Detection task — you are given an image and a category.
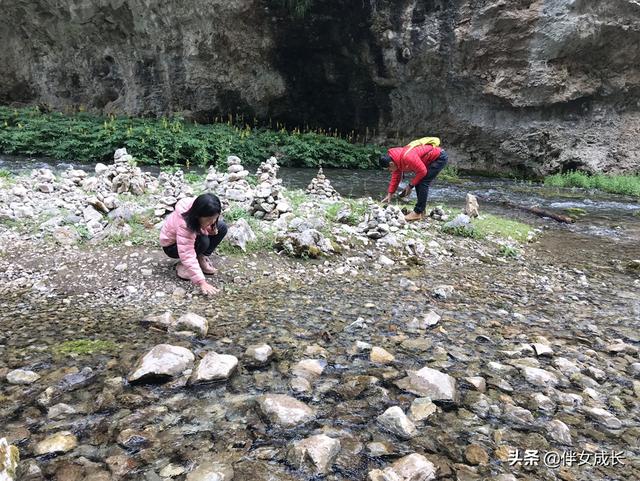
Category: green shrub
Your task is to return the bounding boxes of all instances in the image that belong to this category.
[0,106,382,170]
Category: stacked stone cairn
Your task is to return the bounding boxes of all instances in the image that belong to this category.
[153,170,194,218]
[90,148,154,196]
[305,167,340,200]
[204,156,254,208]
[249,156,291,220]
[359,199,407,239]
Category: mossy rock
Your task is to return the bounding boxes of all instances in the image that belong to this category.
[53,339,117,356]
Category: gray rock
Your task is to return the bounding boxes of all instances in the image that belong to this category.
[395,366,458,403]
[368,453,436,481]
[186,461,234,481]
[521,366,559,387]
[128,344,195,383]
[443,213,471,229]
[463,193,479,218]
[190,352,238,383]
[408,398,437,422]
[546,419,573,445]
[377,406,418,439]
[6,369,40,385]
[226,218,256,252]
[582,406,622,429]
[288,434,341,475]
[257,394,316,428]
[173,312,208,337]
[244,343,274,366]
[503,404,535,428]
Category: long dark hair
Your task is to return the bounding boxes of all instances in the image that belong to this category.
[182,193,222,232]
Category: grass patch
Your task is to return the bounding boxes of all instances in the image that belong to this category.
[223,205,251,223]
[217,215,278,255]
[54,339,117,356]
[283,189,309,214]
[0,168,12,178]
[498,245,520,258]
[545,171,640,197]
[442,224,482,239]
[474,214,533,242]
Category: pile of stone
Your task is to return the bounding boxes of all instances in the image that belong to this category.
[359,199,407,239]
[30,168,57,193]
[429,206,449,222]
[249,157,291,220]
[305,167,340,200]
[204,156,253,207]
[153,170,193,218]
[275,216,334,258]
[91,148,155,196]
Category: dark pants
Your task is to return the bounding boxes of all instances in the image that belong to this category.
[414,151,448,214]
[163,220,228,259]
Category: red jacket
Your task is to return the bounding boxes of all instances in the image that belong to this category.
[387,144,442,193]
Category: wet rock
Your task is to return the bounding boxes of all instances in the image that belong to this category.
[0,438,19,480]
[407,311,440,330]
[432,285,455,300]
[290,377,312,393]
[582,406,622,429]
[140,311,173,329]
[257,394,316,428]
[33,431,77,455]
[395,366,458,403]
[463,194,479,218]
[57,367,96,392]
[190,352,238,383]
[288,434,341,475]
[292,359,326,380]
[6,369,40,385]
[159,463,186,477]
[464,444,489,465]
[503,404,535,428]
[409,397,437,422]
[244,343,274,366]
[368,453,436,481]
[226,218,256,252]
[521,366,559,387]
[106,454,138,479]
[47,403,77,420]
[463,377,486,392]
[366,441,396,457]
[116,429,150,450]
[377,406,418,439]
[128,344,195,383]
[173,312,208,337]
[546,419,573,445]
[370,346,395,364]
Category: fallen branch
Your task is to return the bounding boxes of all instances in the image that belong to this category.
[492,199,575,224]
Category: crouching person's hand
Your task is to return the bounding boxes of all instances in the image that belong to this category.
[198,280,219,296]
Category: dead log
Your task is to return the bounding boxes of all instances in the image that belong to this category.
[497,200,575,223]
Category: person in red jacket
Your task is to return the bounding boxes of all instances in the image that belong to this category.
[380,143,449,221]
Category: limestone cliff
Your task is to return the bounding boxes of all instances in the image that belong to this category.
[1,0,639,175]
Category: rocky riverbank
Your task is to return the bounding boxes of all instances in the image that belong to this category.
[0,152,639,481]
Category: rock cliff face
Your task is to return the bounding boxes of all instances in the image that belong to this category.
[1,0,639,175]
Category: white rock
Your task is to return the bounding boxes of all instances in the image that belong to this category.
[6,369,40,385]
[582,407,622,429]
[370,346,395,364]
[226,218,256,252]
[173,312,208,337]
[521,366,559,387]
[288,434,341,475]
[377,406,418,439]
[546,419,573,445]
[409,398,437,422]
[407,310,440,329]
[244,343,274,366]
[257,394,316,428]
[395,366,458,402]
[186,461,234,481]
[128,344,195,383]
[368,453,436,481]
[190,352,238,383]
[531,343,554,357]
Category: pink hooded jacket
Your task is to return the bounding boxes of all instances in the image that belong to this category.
[159,197,213,285]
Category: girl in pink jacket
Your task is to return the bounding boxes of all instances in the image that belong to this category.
[160,193,227,295]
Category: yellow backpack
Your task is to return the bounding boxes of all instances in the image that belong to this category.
[406,136,440,150]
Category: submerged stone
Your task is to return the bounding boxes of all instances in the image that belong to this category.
[128,344,195,383]
[257,394,316,428]
[395,366,458,403]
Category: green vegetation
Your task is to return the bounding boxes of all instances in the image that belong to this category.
[0,168,12,178]
[438,165,461,183]
[545,171,640,197]
[442,213,533,242]
[273,0,314,17]
[283,189,308,214]
[498,244,520,258]
[0,106,381,169]
[54,339,117,356]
